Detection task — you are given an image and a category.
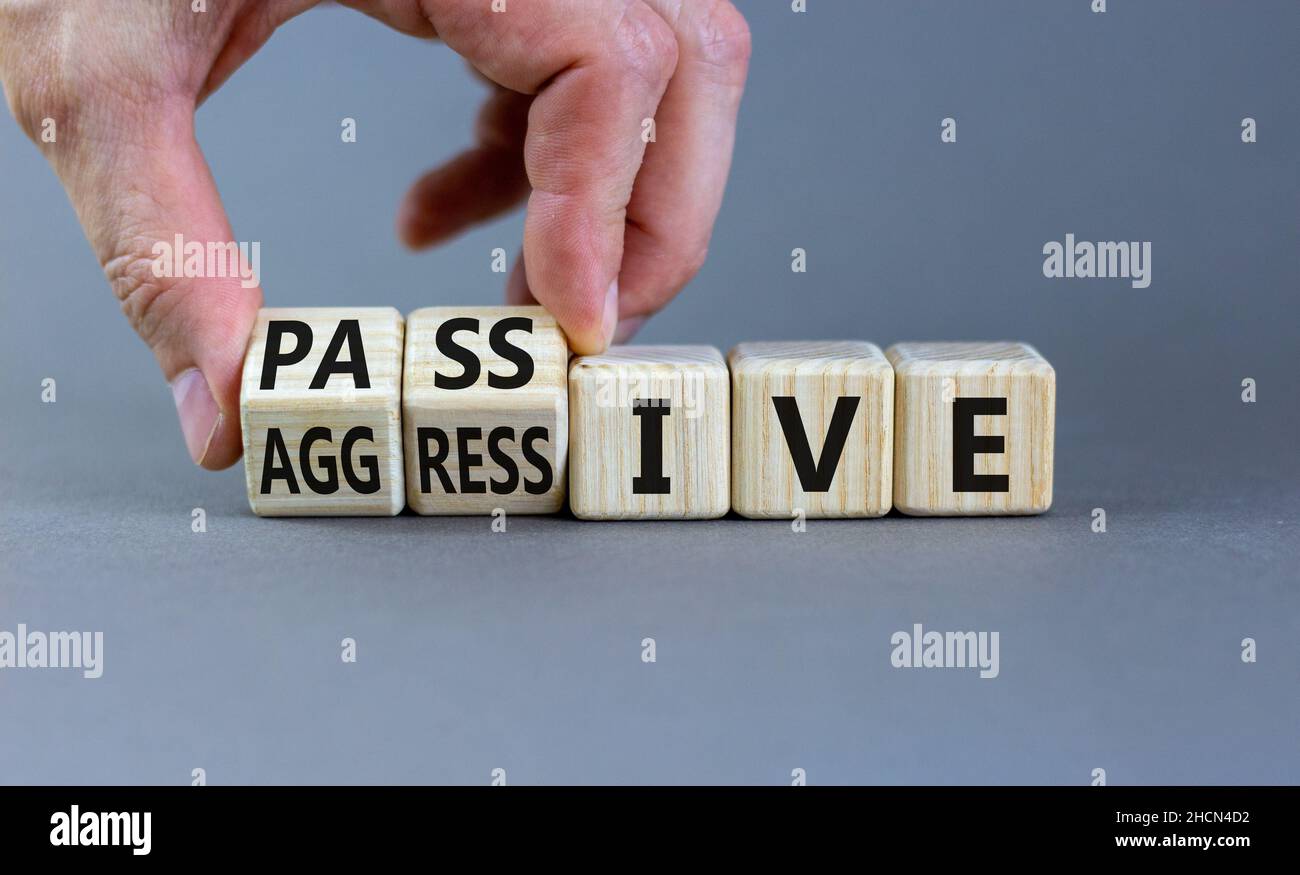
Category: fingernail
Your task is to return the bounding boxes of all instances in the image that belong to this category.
[171,368,221,466]
[601,279,620,349]
[613,316,647,344]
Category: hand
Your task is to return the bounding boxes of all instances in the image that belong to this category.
[0,0,751,468]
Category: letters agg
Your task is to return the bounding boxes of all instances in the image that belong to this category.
[239,307,1055,519]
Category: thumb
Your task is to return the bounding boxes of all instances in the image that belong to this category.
[57,106,260,470]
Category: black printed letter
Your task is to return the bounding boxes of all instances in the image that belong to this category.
[417,427,455,494]
[771,396,860,491]
[310,320,370,389]
[487,317,535,389]
[260,321,312,389]
[521,426,553,495]
[341,426,380,494]
[434,318,481,390]
[300,427,339,494]
[953,397,1009,492]
[632,399,671,494]
[260,428,300,494]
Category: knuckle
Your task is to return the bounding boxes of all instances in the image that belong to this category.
[0,5,72,137]
[642,240,710,301]
[3,82,53,142]
[670,244,710,291]
[102,241,180,347]
[682,243,711,279]
[0,59,64,144]
[0,7,179,146]
[610,2,679,89]
[691,0,753,73]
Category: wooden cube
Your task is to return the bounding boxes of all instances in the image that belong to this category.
[240,307,405,516]
[402,307,568,514]
[568,346,729,520]
[886,342,1055,516]
[729,341,893,518]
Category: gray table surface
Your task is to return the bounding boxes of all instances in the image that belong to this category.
[2,1,1297,784]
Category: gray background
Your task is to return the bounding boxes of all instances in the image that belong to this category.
[1,1,1297,784]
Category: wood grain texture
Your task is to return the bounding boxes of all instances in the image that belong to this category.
[241,307,405,516]
[402,306,568,514]
[729,341,893,518]
[886,341,1055,516]
[568,345,730,520]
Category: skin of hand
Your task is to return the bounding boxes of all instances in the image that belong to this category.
[0,0,750,469]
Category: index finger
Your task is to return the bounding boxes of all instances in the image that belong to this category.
[425,0,679,353]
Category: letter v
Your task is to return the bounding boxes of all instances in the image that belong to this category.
[771,396,861,492]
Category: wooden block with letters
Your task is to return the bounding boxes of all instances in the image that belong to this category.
[729,341,893,518]
[240,307,406,516]
[402,306,569,514]
[568,346,729,520]
[886,341,1055,516]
